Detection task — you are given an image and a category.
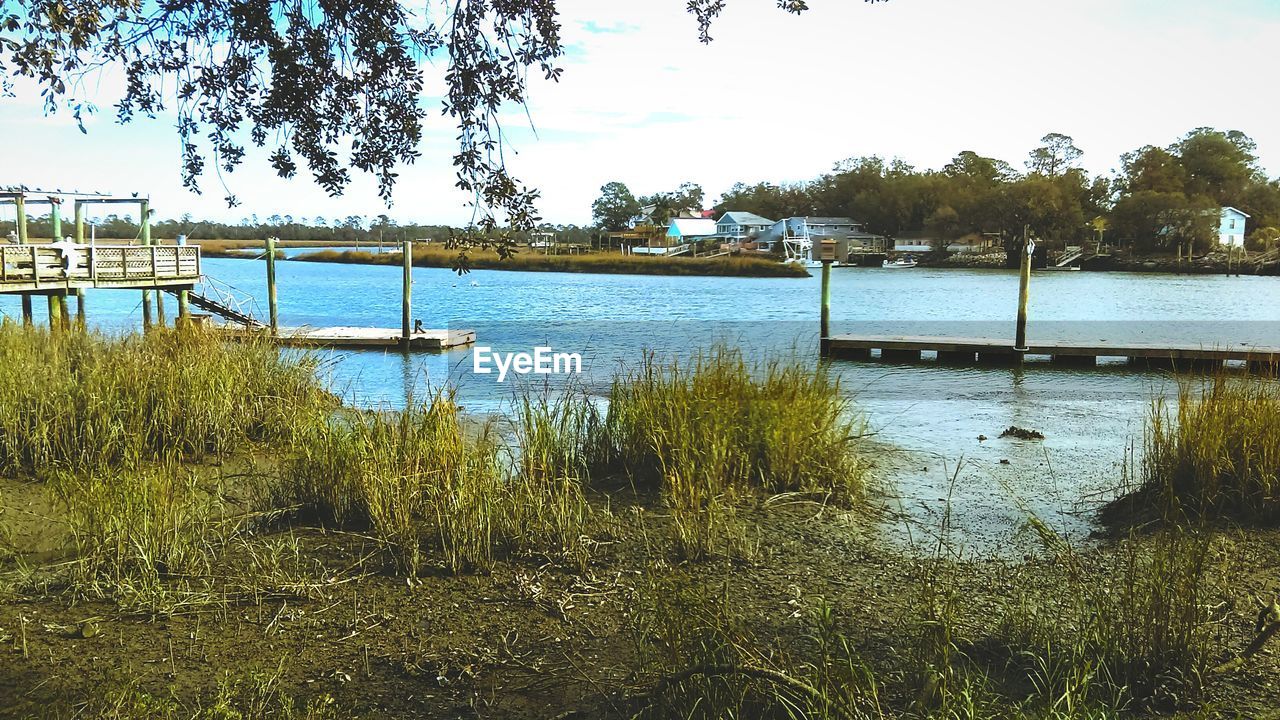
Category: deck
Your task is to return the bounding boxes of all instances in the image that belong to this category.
[0,244,200,292]
[825,334,1280,369]
[269,326,475,351]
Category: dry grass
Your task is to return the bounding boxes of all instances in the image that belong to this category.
[293,246,810,277]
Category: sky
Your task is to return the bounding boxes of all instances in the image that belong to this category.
[2,0,1279,226]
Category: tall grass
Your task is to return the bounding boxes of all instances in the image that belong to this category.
[50,462,221,603]
[1140,375,1280,521]
[271,392,593,574]
[592,348,868,558]
[0,325,333,475]
[293,246,810,277]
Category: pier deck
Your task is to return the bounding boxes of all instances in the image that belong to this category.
[0,245,200,292]
[825,334,1280,369]
[271,326,475,351]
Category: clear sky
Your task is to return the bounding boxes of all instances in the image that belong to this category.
[2,0,1278,225]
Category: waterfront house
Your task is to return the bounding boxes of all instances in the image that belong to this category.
[716,212,776,246]
[759,217,889,254]
[665,217,718,246]
[1218,207,1250,248]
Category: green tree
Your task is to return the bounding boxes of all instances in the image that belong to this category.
[591,182,642,231]
[1026,132,1083,177]
[1119,145,1187,195]
[1110,191,1217,253]
[1174,127,1262,205]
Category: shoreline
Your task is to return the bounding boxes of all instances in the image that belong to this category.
[289,247,812,278]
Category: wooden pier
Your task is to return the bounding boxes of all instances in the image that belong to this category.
[825,334,1280,370]
[0,244,200,292]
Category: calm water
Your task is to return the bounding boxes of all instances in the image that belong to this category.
[7,258,1278,549]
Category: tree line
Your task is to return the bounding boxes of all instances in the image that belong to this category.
[593,128,1280,254]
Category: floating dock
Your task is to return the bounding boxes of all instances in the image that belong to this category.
[825,334,1280,370]
[270,326,475,351]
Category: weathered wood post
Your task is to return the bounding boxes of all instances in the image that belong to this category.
[48,200,67,331]
[20,296,32,326]
[73,200,86,327]
[819,239,836,357]
[49,197,61,240]
[176,235,190,325]
[13,194,27,244]
[401,239,412,351]
[140,199,153,329]
[266,236,279,334]
[1014,228,1033,353]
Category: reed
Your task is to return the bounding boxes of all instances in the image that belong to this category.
[272,391,593,574]
[292,246,810,277]
[591,348,868,558]
[1140,375,1280,521]
[50,462,220,603]
[0,324,332,475]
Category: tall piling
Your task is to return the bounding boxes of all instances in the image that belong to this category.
[266,236,279,333]
[140,199,153,329]
[1014,229,1032,353]
[402,240,413,350]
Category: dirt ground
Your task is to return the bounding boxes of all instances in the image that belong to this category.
[2,465,1280,719]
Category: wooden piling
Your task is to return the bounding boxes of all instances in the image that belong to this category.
[402,240,412,350]
[819,258,832,356]
[75,290,86,328]
[73,201,84,243]
[49,198,61,240]
[266,236,279,333]
[20,295,32,326]
[1014,229,1032,352]
[140,199,152,328]
[14,195,27,244]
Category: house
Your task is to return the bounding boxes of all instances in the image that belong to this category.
[1218,207,1250,248]
[715,212,776,245]
[759,217,889,254]
[628,217,718,255]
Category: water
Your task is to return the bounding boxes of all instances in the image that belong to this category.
[6,258,1278,548]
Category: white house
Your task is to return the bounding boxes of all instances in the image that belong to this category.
[1218,207,1250,248]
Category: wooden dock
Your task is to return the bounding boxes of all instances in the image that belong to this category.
[825,334,1280,370]
[270,326,475,351]
[0,244,200,292]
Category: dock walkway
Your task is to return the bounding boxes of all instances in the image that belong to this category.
[825,334,1280,369]
[0,244,200,293]
[259,326,475,351]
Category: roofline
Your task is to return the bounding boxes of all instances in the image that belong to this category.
[1221,206,1251,218]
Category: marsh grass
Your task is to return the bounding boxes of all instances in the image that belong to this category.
[1136,374,1280,522]
[592,347,868,559]
[272,391,593,574]
[293,246,810,277]
[0,325,333,475]
[49,461,222,604]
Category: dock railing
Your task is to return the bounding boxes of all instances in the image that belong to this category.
[0,244,201,292]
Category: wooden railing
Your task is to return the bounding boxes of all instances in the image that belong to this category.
[0,245,201,289]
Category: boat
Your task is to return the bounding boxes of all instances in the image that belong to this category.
[783,233,837,268]
[882,256,918,269]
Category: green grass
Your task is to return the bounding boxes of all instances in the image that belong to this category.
[0,324,333,475]
[1137,375,1280,522]
[269,392,593,574]
[591,348,868,559]
[292,247,810,277]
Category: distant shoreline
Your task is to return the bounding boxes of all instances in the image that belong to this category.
[286,247,812,278]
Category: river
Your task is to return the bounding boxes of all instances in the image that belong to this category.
[6,257,1278,550]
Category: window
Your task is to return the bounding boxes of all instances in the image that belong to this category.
[1230,219,1236,229]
